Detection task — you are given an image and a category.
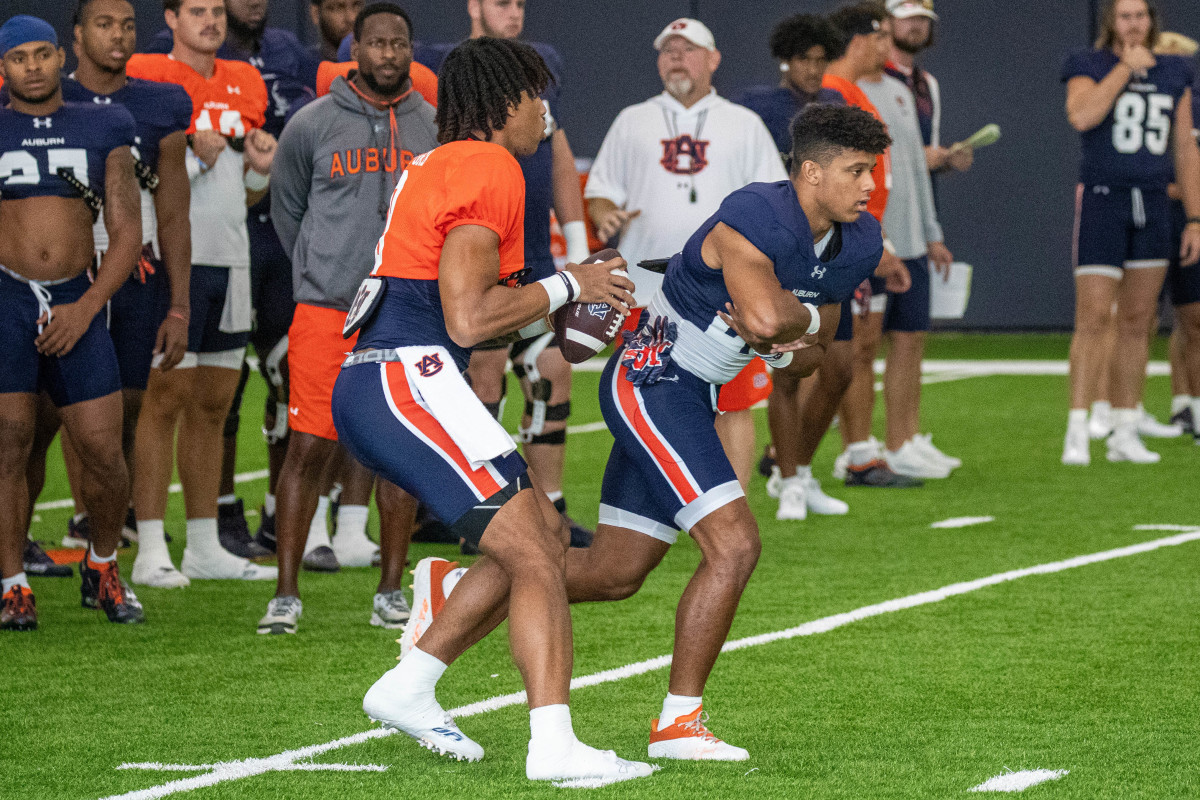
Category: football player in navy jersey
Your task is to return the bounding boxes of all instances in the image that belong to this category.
[0,15,145,629]
[147,0,320,559]
[22,0,194,564]
[415,0,597,549]
[1061,0,1200,465]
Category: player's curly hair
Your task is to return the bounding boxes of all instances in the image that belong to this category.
[789,104,891,174]
[435,37,553,145]
[827,2,887,49]
[770,14,846,63]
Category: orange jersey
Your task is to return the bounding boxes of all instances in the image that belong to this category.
[316,61,438,107]
[372,139,525,282]
[823,74,891,223]
[127,53,266,137]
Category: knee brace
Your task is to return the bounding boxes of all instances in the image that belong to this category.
[515,333,569,442]
[260,335,290,445]
[223,360,252,438]
[483,376,507,421]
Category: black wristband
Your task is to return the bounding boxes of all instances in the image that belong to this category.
[557,270,577,302]
[1187,217,1200,227]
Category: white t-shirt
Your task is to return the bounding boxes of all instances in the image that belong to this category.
[188,146,250,268]
[585,89,788,305]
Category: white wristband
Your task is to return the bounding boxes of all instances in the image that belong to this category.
[517,318,551,339]
[538,272,576,313]
[186,148,205,181]
[562,220,590,264]
[882,237,897,255]
[762,351,793,369]
[802,303,820,336]
[244,169,270,191]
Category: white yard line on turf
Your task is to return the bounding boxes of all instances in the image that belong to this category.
[33,470,270,513]
[931,517,995,529]
[970,769,1069,792]
[99,528,1200,800]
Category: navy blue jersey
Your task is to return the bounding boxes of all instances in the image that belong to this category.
[1062,50,1195,188]
[148,28,317,139]
[0,102,135,202]
[652,181,881,384]
[731,85,845,154]
[416,40,565,268]
[60,76,190,174]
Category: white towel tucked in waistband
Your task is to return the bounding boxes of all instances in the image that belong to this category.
[219,264,253,333]
[397,345,517,468]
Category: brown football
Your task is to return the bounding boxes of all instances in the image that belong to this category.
[552,248,628,364]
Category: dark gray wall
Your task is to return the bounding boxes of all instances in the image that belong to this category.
[12,0,1200,328]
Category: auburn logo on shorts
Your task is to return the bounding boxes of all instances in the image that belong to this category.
[416,353,444,377]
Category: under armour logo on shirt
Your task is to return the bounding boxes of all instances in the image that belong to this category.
[811,264,826,279]
[92,96,112,105]
[32,117,52,128]
[227,85,242,94]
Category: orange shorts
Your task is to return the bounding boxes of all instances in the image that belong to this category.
[621,311,772,413]
[287,303,357,441]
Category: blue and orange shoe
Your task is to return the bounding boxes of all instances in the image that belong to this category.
[647,707,749,761]
[1,585,37,631]
[80,559,145,624]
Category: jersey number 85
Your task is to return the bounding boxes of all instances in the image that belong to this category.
[1113,92,1174,156]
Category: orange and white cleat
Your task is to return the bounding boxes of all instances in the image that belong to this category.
[647,707,749,761]
[397,557,459,660]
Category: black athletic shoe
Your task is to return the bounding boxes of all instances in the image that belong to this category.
[844,459,924,488]
[80,560,144,624]
[219,499,273,560]
[302,545,340,572]
[253,509,277,552]
[1171,406,1195,435]
[23,539,73,578]
[757,446,776,478]
[1,585,37,631]
[62,514,91,549]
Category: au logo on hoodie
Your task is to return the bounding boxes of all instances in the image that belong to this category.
[330,147,416,178]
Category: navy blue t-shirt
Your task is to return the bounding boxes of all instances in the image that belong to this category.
[60,76,191,175]
[415,40,565,269]
[1062,49,1195,188]
[732,85,846,155]
[0,102,135,202]
[664,181,883,332]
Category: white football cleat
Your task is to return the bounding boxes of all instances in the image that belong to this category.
[1106,429,1160,463]
[885,441,951,479]
[363,667,484,762]
[1136,405,1183,438]
[398,557,458,659]
[181,547,278,580]
[911,433,962,470]
[765,466,782,499]
[1088,401,1113,440]
[775,476,807,521]
[527,737,654,784]
[1061,423,1090,466]
[257,595,302,635]
[647,707,749,761]
[131,555,190,588]
[371,589,411,629]
[802,474,849,515]
[832,450,850,480]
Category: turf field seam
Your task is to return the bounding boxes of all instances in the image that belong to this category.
[98,529,1200,800]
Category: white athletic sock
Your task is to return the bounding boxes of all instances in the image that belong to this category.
[87,544,116,564]
[396,646,448,695]
[306,497,331,551]
[443,566,467,598]
[796,464,813,480]
[1090,399,1111,417]
[137,519,168,560]
[1111,407,1138,434]
[335,504,369,538]
[530,704,576,747]
[185,518,222,556]
[2,572,31,592]
[218,494,238,507]
[545,490,564,504]
[1191,397,1200,427]
[1172,395,1192,416]
[846,440,877,466]
[1068,408,1088,428]
[659,693,702,728]
[329,482,343,504]
[262,493,276,517]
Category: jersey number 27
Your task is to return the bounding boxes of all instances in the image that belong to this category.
[1113,92,1173,155]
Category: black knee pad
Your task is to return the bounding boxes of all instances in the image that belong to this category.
[524,429,566,445]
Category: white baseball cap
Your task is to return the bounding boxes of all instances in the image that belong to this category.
[886,0,938,21]
[654,18,716,52]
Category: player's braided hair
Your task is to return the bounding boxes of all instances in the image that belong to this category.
[770,14,846,63]
[435,37,553,145]
[789,104,891,174]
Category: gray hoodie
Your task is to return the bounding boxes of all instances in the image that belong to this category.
[271,74,439,310]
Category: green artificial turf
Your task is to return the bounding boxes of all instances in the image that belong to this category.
[5,333,1197,799]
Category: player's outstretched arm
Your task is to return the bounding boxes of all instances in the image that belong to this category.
[153,129,192,371]
[439,224,634,348]
[37,147,141,357]
[1172,88,1200,266]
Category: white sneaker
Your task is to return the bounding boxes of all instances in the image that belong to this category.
[181,547,278,580]
[1106,430,1161,463]
[331,527,380,568]
[257,595,302,634]
[803,474,849,515]
[1089,402,1112,440]
[363,667,484,762]
[647,707,749,761]
[371,589,411,629]
[775,477,807,521]
[132,555,190,588]
[911,433,962,470]
[832,450,849,480]
[1062,424,1090,466]
[1137,407,1183,438]
[398,557,458,660]
[527,737,654,784]
[766,466,782,499]
[885,441,951,479]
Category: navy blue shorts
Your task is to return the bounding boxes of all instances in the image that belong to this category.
[333,359,528,528]
[189,265,251,354]
[1074,184,1171,276]
[597,347,744,543]
[249,213,295,354]
[109,260,170,391]
[0,269,121,407]
[1167,200,1200,306]
[883,256,931,333]
[835,297,853,341]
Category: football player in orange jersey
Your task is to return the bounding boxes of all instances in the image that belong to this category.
[126,0,280,585]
